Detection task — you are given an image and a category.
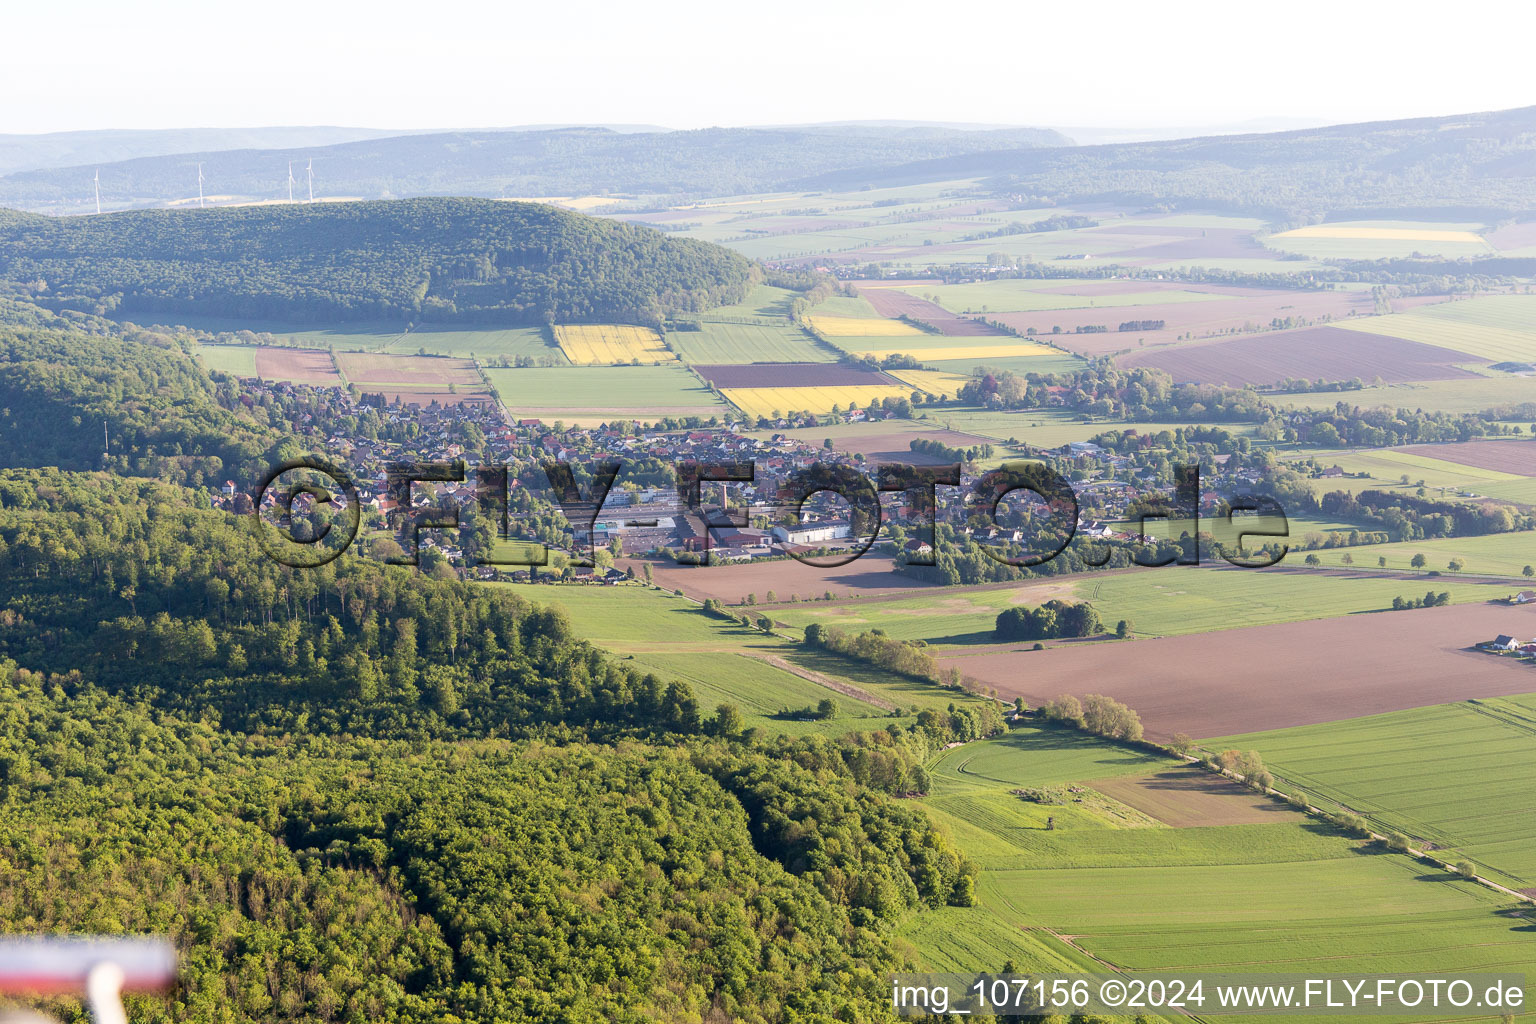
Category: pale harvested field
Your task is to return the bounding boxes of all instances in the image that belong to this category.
[1089,767,1308,827]
[941,602,1536,739]
[254,347,343,385]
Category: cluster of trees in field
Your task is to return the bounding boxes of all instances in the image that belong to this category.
[1039,693,1144,742]
[908,435,993,464]
[994,600,1103,641]
[1391,591,1453,610]
[0,198,754,326]
[1320,488,1531,540]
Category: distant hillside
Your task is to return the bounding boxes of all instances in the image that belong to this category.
[0,125,1071,213]
[0,197,754,325]
[797,106,1536,218]
[0,126,423,176]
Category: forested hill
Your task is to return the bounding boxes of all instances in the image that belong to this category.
[0,124,1071,212]
[799,105,1536,218]
[0,197,754,324]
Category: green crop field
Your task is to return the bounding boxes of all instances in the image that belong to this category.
[665,321,836,363]
[195,342,260,376]
[1277,376,1536,415]
[808,294,881,318]
[902,724,1536,1018]
[385,325,563,361]
[502,583,995,737]
[1297,532,1536,578]
[484,364,726,417]
[1345,296,1536,363]
[1280,446,1524,497]
[700,283,799,319]
[764,567,1509,646]
[927,352,1088,377]
[1212,695,1536,888]
[624,650,891,737]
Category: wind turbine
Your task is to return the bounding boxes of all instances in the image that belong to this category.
[93,169,101,214]
[288,162,296,203]
[197,163,205,208]
[306,159,314,203]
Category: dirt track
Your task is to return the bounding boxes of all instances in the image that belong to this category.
[941,602,1536,739]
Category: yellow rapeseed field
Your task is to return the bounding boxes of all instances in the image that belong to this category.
[884,368,972,395]
[720,385,919,418]
[803,315,925,337]
[554,324,675,365]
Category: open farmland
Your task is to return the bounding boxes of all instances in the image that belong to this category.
[334,351,493,405]
[505,583,994,736]
[1279,375,1536,415]
[764,565,1508,646]
[196,343,259,377]
[664,321,835,363]
[692,362,899,388]
[1213,695,1536,888]
[485,364,725,421]
[802,314,925,337]
[619,554,928,604]
[1119,324,1484,386]
[1343,294,1536,363]
[553,324,674,364]
[833,338,1059,362]
[905,725,1536,1006]
[1392,439,1536,476]
[333,352,482,386]
[1266,221,1493,260]
[1088,766,1308,827]
[719,384,921,418]
[882,368,970,396]
[384,325,562,361]
[256,347,345,386]
[987,285,1386,357]
[852,282,1010,336]
[905,279,1223,315]
[941,600,1536,738]
[1291,533,1536,580]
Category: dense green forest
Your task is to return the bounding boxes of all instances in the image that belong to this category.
[0,198,754,325]
[0,468,996,1022]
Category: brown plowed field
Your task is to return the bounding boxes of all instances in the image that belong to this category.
[939,601,1536,739]
[853,282,1009,337]
[253,347,343,385]
[1089,766,1307,827]
[1392,440,1536,475]
[335,353,483,387]
[693,363,899,388]
[1118,326,1484,386]
[821,427,997,464]
[619,554,931,604]
[368,386,498,409]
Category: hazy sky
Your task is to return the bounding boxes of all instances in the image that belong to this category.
[6,0,1534,135]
